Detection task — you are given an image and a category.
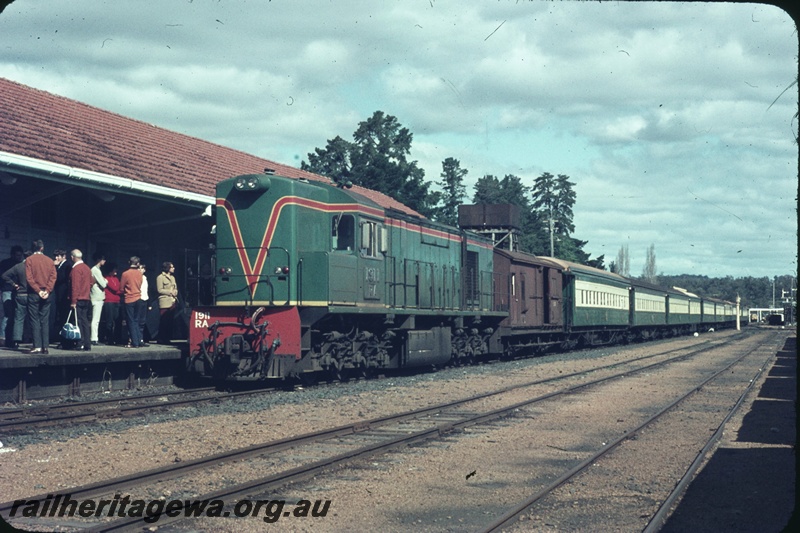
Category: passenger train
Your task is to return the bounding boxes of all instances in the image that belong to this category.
[186,172,738,381]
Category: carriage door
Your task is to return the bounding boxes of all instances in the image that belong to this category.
[544,266,563,326]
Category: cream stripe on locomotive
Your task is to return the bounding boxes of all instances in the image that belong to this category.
[575,280,629,310]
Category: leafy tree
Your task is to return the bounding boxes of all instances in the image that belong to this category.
[472,174,504,204]
[585,253,606,270]
[302,111,434,216]
[302,135,354,184]
[471,174,547,254]
[431,157,467,226]
[531,172,576,257]
[641,243,657,283]
[613,245,631,276]
[473,174,529,205]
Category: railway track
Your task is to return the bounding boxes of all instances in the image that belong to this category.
[0,332,771,532]
[0,337,725,434]
[0,386,227,432]
[480,332,783,532]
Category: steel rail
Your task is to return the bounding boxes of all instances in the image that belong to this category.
[0,336,739,528]
[0,387,260,432]
[0,387,215,421]
[0,337,726,434]
[0,337,728,513]
[477,337,777,532]
[641,342,780,532]
[41,339,742,531]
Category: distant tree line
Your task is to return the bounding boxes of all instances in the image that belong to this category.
[301,110,603,266]
[654,274,796,310]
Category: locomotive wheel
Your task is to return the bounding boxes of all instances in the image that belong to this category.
[299,371,318,388]
[354,363,371,380]
[328,364,346,383]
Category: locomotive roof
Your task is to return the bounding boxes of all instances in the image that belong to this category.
[670,286,700,298]
[0,77,421,217]
[493,249,567,271]
[628,278,691,296]
[539,256,631,283]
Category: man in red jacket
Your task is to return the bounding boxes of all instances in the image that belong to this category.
[25,239,56,354]
[69,249,93,351]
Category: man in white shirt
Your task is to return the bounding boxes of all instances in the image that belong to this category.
[90,253,108,345]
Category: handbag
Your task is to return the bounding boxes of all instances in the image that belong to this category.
[61,309,82,341]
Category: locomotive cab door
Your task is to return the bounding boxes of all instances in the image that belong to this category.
[359,218,385,302]
[329,214,358,304]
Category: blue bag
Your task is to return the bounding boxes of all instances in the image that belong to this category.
[61,310,81,341]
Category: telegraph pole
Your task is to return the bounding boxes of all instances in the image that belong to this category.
[772,277,776,308]
[736,294,741,331]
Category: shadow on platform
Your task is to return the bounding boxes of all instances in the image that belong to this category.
[661,336,796,533]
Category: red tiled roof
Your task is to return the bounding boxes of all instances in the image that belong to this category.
[0,77,420,216]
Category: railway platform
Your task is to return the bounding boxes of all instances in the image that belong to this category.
[661,333,797,532]
[0,342,184,403]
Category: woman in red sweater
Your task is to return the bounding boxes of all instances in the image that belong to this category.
[101,263,121,344]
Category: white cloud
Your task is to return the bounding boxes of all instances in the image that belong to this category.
[0,0,795,278]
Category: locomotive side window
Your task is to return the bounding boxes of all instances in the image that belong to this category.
[360,220,381,258]
[332,214,355,252]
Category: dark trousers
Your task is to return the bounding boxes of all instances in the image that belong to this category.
[125,299,145,347]
[12,293,28,342]
[27,292,51,350]
[102,302,121,344]
[75,300,92,349]
[2,290,13,342]
[158,305,176,344]
[49,292,69,341]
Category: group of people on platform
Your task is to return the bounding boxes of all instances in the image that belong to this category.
[1,240,180,354]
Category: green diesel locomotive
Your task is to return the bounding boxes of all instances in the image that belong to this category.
[187,172,506,381]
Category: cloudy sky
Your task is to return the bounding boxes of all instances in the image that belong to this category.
[0,1,796,279]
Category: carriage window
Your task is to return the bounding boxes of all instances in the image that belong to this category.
[332,214,355,252]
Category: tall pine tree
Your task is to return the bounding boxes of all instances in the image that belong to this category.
[302,111,434,216]
[432,157,467,225]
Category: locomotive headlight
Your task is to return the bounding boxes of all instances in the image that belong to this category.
[234,175,271,192]
[234,177,249,190]
[275,266,290,275]
[219,267,232,275]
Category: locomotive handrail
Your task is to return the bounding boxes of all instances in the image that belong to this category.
[211,245,291,306]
